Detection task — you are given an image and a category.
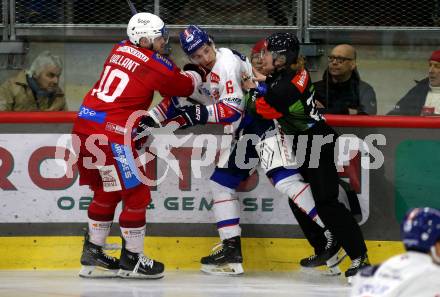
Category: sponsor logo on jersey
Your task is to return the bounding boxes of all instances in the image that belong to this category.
[210,72,220,84]
[105,122,127,135]
[291,69,309,93]
[78,105,106,124]
[98,165,122,192]
[152,52,173,70]
[111,143,141,189]
[223,97,242,105]
[116,46,149,63]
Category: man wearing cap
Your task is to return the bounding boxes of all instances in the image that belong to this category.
[388,49,440,115]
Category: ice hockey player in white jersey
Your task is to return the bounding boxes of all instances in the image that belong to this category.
[135,25,346,276]
[350,207,440,296]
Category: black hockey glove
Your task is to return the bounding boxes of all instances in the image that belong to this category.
[135,115,159,150]
[183,63,208,82]
[167,104,209,129]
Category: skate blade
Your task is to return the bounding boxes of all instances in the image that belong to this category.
[79,265,119,278]
[346,275,354,285]
[117,269,164,279]
[322,265,341,276]
[326,249,347,268]
[200,263,244,276]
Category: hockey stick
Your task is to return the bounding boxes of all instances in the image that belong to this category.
[126,0,138,15]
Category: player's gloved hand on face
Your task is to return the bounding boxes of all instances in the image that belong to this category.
[183,63,208,82]
[135,115,160,150]
[165,104,208,129]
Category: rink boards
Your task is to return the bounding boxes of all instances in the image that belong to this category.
[0,236,404,270]
[0,120,439,270]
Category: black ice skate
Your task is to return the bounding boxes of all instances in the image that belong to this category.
[300,230,347,276]
[345,253,370,283]
[79,233,120,278]
[118,246,164,279]
[200,236,243,276]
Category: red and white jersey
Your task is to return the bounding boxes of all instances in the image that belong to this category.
[72,40,196,144]
[190,47,253,132]
[350,251,440,297]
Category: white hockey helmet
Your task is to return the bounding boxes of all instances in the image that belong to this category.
[127,12,169,46]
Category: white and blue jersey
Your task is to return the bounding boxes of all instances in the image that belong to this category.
[350,251,440,297]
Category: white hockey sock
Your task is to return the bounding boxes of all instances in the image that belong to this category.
[120,225,146,254]
[210,180,241,241]
[88,219,112,247]
[274,174,325,228]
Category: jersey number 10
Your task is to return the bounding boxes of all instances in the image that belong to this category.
[92,66,129,103]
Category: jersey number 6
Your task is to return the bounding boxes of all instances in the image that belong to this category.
[226,80,234,94]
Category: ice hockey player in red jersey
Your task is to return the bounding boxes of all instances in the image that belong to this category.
[72,12,200,279]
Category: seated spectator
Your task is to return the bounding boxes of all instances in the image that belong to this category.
[388,50,440,116]
[350,207,440,297]
[0,51,66,111]
[314,44,377,115]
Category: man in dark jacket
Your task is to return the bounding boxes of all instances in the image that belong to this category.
[315,44,377,115]
[388,49,440,116]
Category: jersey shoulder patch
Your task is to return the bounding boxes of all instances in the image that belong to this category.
[210,72,221,84]
[291,69,309,93]
[115,44,150,64]
[152,52,174,71]
[231,49,247,61]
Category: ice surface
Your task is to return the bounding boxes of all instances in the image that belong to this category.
[0,270,350,297]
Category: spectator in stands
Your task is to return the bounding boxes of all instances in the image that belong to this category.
[314,44,377,115]
[0,51,66,111]
[388,50,440,116]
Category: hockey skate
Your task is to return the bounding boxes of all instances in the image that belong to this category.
[118,246,164,279]
[79,233,120,278]
[345,253,370,284]
[300,230,347,276]
[200,236,244,276]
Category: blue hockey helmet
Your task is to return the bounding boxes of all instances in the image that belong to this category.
[401,207,440,253]
[179,25,210,56]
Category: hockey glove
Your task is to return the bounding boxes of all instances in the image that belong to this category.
[166,104,209,129]
[135,115,160,150]
[183,63,208,82]
[255,97,283,119]
[256,82,267,96]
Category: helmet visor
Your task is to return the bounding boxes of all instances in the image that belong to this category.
[270,50,287,65]
[159,26,169,44]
